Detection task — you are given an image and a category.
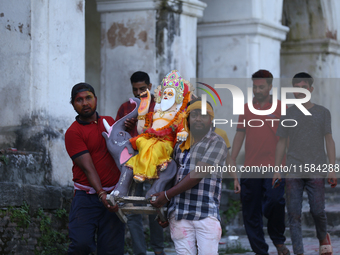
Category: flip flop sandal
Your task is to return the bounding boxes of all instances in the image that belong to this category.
[276,244,291,255]
[319,233,333,255]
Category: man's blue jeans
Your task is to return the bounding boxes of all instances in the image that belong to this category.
[68,190,125,255]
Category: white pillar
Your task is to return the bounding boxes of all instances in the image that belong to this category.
[0,0,85,187]
[96,0,206,116]
[197,0,288,165]
[198,0,288,79]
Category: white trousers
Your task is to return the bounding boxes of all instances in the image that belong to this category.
[169,215,221,255]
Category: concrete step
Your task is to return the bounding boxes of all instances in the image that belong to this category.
[226,204,340,238]
[218,235,340,255]
[301,203,340,228]
[223,182,340,231]
[301,184,340,203]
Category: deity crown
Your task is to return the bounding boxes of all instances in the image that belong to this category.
[157,70,186,104]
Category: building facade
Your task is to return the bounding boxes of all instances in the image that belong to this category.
[1,0,340,206]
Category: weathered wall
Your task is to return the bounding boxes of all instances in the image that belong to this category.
[95,0,206,117]
[198,0,287,79]
[85,0,101,95]
[0,0,86,206]
[97,6,157,116]
[281,0,340,160]
[197,0,288,164]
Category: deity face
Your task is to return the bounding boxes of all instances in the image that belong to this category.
[160,88,176,111]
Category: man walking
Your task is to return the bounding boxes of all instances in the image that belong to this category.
[273,72,337,255]
[231,70,290,255]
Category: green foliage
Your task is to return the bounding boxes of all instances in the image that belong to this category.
[35,208,70,255]
[124,226,153,254]
[9,201,31,229]
[227,179,234,190]
[221,197,241,237]
[223,199,241,224]
[124,234,134,255]
[3,203,70,254]
[0,155,8,165]
[55,208,68,219]
[219,241,251,254]
[144,227,153,252]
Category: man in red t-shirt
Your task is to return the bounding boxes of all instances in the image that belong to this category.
[116,71,165,255]
[65,83,124,254]
[231,70,290,255]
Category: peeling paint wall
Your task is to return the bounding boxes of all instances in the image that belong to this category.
[155,1,182,81]
[98,10,157,117]
[0,0,86,192]
[96,0,205,117]
[0,1,31,129]
[282,0,328,41]
[281,0,340,80]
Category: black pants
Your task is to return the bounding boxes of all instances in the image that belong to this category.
[241,178,286,255]
[68,190,125,255]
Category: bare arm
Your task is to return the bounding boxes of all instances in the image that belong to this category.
[74,153,103,192]
[226,151,241,193]
[325,133,337,188]
[272,137,287,186]
[73,153,118,211]
[150,161,209,208]
[325,133,336,165]
[231,131,245,165]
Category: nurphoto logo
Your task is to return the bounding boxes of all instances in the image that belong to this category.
[198,82,312,128]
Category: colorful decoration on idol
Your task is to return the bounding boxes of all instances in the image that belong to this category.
[155,70,190,104]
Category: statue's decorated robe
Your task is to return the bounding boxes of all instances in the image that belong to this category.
[126,93,189,180]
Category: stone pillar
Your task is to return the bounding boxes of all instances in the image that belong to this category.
[281,0,340,78]
[96,0,206,116]
[281,0,340,160]
[197,0,288,165]
[0,0,85,206]
[198,0,288,79]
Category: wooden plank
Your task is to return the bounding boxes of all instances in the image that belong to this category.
[115,196,150,204]
[121,206,167,215]
[155,208,167,222]
[106,194,128,223]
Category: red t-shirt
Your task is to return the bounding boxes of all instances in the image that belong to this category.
[65,114,120,187]
[237,98,285,167]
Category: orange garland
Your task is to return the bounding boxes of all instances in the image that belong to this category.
[143,112,153,129]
